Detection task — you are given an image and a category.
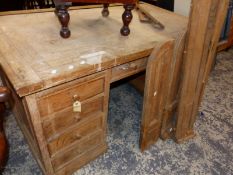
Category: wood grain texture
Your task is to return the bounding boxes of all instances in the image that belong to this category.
[160,30,186,140]
[37,77,104,118]
[0,4,189,174]
[42,96,104,140]
[22,71,109,174]
[0,5,174,97]
[0,69,47,174]
[24,94,55,175]
[128,3,188,140]
[175,0,229,142]
[110,57,147,82]
[140,39,174,151]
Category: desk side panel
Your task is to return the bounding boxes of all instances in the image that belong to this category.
[140,40,174,151]
[0,68,46,174]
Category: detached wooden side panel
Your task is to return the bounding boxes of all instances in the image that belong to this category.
[140,40,174,151]
[160,30,187,140]
[175,0,229,142]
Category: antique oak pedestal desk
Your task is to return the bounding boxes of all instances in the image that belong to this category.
[0,4,187,175]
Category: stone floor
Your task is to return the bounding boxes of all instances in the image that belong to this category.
[2,48,233,175]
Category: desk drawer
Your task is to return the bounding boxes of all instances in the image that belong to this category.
[47,114,104,156]
[42,96,104,141]
[37,77,105,119]
[51,130,104,172]
[111,57,148,82]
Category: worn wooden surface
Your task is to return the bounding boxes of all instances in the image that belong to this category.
[0,4,189,174]
[128,3,188,140]
[140,40,174,151]
[175,0,229,142]
[23,71,110,175]
[0,5,178,97]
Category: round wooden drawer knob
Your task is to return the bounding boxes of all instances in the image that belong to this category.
[74,116,81,122]
[74,134,82,140]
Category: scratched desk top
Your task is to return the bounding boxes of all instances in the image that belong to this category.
[0,4,187,97]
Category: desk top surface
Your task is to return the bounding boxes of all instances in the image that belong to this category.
[0,4,187,97]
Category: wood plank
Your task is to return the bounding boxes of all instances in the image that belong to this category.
[160,30,187,140]
[175,0,229,142]
[140,39,174,151]
[127,3,188,140]
[192,0,230,132]
[24,94,54,174]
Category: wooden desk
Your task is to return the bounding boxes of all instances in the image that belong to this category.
[0,4,187,175]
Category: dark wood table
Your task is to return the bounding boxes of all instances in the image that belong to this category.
[54,0,136,38]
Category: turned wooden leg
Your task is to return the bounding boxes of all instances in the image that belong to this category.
[120,4,135,36]
[54,6,59,16]
[0,105,7,172]
[56,5,71,38]
[0,87,10,172]
[102,3,109,17]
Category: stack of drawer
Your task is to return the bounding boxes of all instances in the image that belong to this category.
[36,72,109,174]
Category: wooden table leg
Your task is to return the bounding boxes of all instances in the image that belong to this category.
[121,4,135,36]
[102,3,109,17]
[55,4,71,38]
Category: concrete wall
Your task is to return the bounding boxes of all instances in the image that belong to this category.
[174,0,191,16]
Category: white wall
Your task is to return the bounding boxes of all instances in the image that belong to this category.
[174,0,192,16]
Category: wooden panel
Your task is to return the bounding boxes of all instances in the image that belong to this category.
[42,96,104,140]
[51,130,104,171]
[0,69,47,174]
[138,3,188,38]
[175,0,229,142]
[111,57,147,82]
[48,114,104,156]
[160,30,186,139]
[24,94,55,174]
[129,73,145,94]
[140,39,174,151]
[37,77,104,118]
[128,3,188,141]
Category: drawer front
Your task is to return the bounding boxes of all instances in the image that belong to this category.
[47,114,104,156]
[42,96,104,140]
[51,130,104,171]
[111,57,148,82]
[37,77,105,118]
